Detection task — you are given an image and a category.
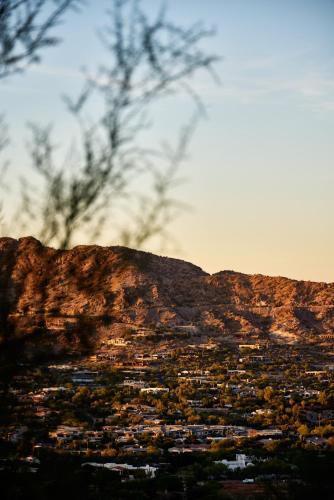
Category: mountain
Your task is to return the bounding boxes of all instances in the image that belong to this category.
[0,237,333,357]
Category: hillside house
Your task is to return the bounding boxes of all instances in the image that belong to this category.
[215,454,253,471]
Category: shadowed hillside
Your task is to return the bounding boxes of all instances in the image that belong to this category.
[0,237,333,358]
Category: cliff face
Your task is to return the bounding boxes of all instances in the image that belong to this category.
[0,237,333,355]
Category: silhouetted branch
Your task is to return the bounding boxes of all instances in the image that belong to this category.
[0,114,9,152]
[0,0,81,79]
[0,115,9,231]
[119,117,197,249]
[20,0,219,249]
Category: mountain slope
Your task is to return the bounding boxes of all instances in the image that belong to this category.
[0,237,333,355]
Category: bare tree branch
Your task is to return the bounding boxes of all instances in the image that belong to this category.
[0,114,9,232]
[119,116,197,249]
[0,0,81,79]
[20,0,219,250]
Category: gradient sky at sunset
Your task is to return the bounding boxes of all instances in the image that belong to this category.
[1,0,334,281]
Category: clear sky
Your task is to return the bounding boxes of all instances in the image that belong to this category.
[1,0,334,282]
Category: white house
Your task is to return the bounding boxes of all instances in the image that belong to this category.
[215,454,253,471]
[140,387,169,394]
[82,462,158,478]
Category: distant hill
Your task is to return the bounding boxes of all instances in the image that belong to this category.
[0,237,333,358]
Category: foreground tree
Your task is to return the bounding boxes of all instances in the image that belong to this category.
[0,0,80,233]
[19,0,219,249]
[0,114,9,227]
[0,0,80,79]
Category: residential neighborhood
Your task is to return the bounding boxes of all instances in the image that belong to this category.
[1,325,334,498]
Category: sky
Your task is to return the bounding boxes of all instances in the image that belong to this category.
[1,0,334,282]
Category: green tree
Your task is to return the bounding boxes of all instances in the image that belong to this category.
[72,386,91,406]
[263,386,274,402]
[297,424,309,441]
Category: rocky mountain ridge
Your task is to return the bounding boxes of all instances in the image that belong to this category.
[0,237,333,356]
